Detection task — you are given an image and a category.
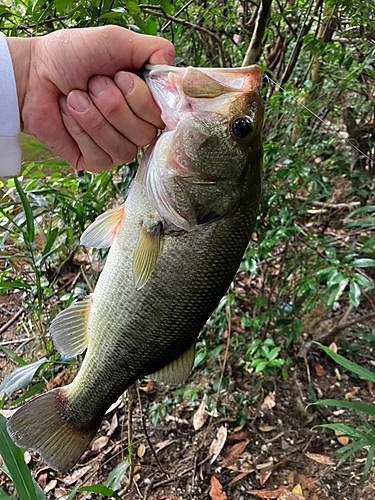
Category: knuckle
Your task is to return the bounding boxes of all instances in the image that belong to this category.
[135,126,157,147]
[116,144,138,164]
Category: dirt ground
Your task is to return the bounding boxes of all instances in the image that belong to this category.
[1,275,375,500]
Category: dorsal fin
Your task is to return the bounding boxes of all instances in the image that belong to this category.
[80,205,124,249]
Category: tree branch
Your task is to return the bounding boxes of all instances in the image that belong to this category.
[242,0,272,66]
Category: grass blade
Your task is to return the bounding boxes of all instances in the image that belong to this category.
[315,343,375,384]
[14,177,35,246]
[0,414,41,500]
[311,398,375,416]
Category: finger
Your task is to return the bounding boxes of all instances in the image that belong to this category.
[114,72,164,129]
[59,95,114,173]
[66,89,138,164]
[88,75,159,145]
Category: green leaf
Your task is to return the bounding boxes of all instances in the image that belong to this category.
[0,358,47,398]
[349,281,361,308]
[362,446,375,485]
[145,18,157,35]
[127,1,142,14]
[14,177,34,246]
[0,488,12,499]
[0,415,39,500]
[311,399,375,416]
[0,347,27,366]
[6,382,45,408]
[347,205,375,218]
[79,485,122,499]
[315,343,375,384]
[352,273,372,290]
[352,258,375,268]
[160,0,172,14]
[104,460,130,491]
[344,217,375,228]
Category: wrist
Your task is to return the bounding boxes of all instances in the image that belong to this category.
[6,37,34,131]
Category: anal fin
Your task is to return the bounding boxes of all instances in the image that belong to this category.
[133,222,164,290]
[148,343,195,385]
[50,299,91,358]
[80,205,124,249]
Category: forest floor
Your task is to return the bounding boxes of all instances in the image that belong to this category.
[1,265,375,500]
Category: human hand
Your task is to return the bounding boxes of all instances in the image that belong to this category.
[7,27,174,172]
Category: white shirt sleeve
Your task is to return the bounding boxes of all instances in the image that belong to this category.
[0,32,21,176]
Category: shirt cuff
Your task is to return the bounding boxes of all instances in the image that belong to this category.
[0,32,21,176]
[0,136,22,176]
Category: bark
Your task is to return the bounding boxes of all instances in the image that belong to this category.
[242,0,273,66]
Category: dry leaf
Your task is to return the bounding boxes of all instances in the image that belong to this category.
[314,364,325,377]
[133,462,141,474]
[45,479,57,493]
[335,430,349,445]
[158,496,183,500]
[91,435,109,452]
[137,444,146,458]
[233,424,244,432]
[247,485,288,498]
[165,414,189,425]
[222,440,247,467]
[305,452,334,465]
[367,380,373,393]
[209,425,227,464]
[140,380,154,393]
[105,397,123,414]
[261,392,276,411]
[345,387,360,400]
[227,431,250,442]
[24,451,31,464]
[209,476,227,500]
[38,474,47,490]
[259,426,274,432]
[328,342,338,353]
[156,439,175,452]
[134,473,141,482]
[226,452,255,474]
[54,487,67,497]
[193,397,208,430]
[0,409,17,418]
[279,490,304,500]
[228,471,250,486]
[259,468,273,486]
[107,413,118,436]
[292,484,302,494]
[63,466,91,485]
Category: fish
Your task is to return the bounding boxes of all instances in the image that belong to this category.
[7,64,264,474]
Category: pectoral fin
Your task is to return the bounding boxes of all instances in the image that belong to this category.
[133,222,164,290]
[148,343,195,385]
[50,298,91,358]
[80,205,124,248]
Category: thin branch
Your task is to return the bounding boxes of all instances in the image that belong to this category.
[242,0,272,66]
[140,6,226,67]
[0,308,24,336]
[161,0,193,32]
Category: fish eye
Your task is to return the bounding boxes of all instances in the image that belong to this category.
[231,117,253,139]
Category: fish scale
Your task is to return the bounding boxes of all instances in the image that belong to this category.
[7,64,264,473]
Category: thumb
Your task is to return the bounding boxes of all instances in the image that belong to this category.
[101,26,175,71]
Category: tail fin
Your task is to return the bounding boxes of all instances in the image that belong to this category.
[6,387,99,474]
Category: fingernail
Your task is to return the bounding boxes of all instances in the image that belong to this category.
[89,76,107,97]
[59,95,71,116]
[68,91,90,113]
[115,72,134,95]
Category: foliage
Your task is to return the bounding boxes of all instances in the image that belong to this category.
[312,343,375,486]
[0,0,374,495]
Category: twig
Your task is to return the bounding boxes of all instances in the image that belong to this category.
[199,290,232,450]
[140,6,226,67]
[136,385,167,474]
[0,308,24,336]
[80,265,94,294]
[295,196,360,209]
[299,310,375,357]
[120,384,137,496]
[0,337,35,346]
[161,0,193,32]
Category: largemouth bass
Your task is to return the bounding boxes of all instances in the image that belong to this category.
[7,64,264,473]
